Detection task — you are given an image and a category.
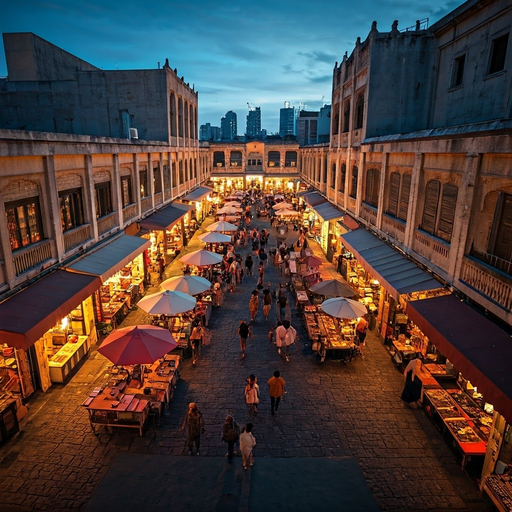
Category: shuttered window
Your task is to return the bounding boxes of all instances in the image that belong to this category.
[339,164,346,193]
[355,94,364,129]
[350,166,358,198]
[491,193,512,262]
[343,101,350,133]
[387,172,400,217]
[437,184,458,241]
[365,168,380,207]
[330,163,336,189]
[421,180,440,234]
[398,174,411,221]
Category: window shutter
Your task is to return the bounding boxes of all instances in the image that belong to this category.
[494,194,512,261]
[387,172,400,217]
[365,169,380,207]
[339,164,346,193]
[421,180,440,234]
[398,174,411,221]
[437,184,458,242]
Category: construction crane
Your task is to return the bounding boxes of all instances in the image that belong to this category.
[247,102,256,111]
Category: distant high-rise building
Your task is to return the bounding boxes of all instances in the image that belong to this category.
[296,110,318,146]
[279,102,295,137]
[200,122,221,141]
[317,104,331,143]
[246,106,261,139]
[221,111,237,140]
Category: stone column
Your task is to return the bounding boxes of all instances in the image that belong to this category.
[133,154,141,218]
[112,153,123,228]
[84,153,99,241]
[0,190,17,287]
[148,153,155,210]
[355,152,365,218]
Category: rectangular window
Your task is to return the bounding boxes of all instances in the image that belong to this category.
[59,188,84,232]
[5,197,43,251]
[488,33,509,75]
[95,182,113,218]
[451,54,466,87]
[163,164,171,191]
[139,170,148,198]
[153,166,162,194]
[121,176,133,207]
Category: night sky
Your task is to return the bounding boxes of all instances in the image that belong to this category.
[1,0,460,134]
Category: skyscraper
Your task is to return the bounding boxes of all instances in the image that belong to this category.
[246,106,261,139]
[221,111,237,140]
[296,110,318,146]
[279,101,295,137]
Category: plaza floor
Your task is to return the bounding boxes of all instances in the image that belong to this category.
[0,209,494,512]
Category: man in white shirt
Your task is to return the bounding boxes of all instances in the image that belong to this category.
[275,320,297,362]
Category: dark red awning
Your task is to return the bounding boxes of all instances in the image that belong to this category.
[405,295,512,425]
[0,270,101,349]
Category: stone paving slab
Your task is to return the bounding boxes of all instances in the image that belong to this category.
[85,454,380,512]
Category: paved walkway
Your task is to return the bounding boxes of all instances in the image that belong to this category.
[0,209,494,511]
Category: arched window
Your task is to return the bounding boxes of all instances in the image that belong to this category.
[421,180,441,234]
[365,168,380,207]
[179,160,184,184]
[170,93,177,137]
[189,104,194,140]
[438,183,458,241]
[350,166,358,198]
[184,101,189,139]
[333,103,340,135]
[343,101,351,133]
[355,93,364,130]
[339,164,346,193]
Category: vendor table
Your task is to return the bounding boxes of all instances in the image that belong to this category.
[142,355,181,405]
[48,334,92,383]
[483,475,512,512]
[82,385,149,436]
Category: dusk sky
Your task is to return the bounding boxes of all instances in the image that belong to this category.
[1,0,460,134]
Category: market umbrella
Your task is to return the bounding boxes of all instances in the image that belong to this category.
[225,195,239,200]
[300,255,323,267]
[138,290,196,316]
[321,297,368,319]
[198,232,232,244]
[272,202,293,209]
[223,201,241,206]
[161,274,211,295]
[207,220,238,232]
[276,209,299,217]
[217,206,242,214]
[234,191,244,196]
[310,279,357,298]
[274,194,284,199]
[179,249,223,266]
[98,325,177,365]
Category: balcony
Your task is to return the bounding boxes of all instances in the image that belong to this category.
[360,203,377,226]
[381,215,405,243]
[63,224,92,252]
[122,204,138,224]
[141,196,152,214]
[13,239,53,275]
[97,212,118,235]
[154,192,163,207]
[460,256,512,313]
[413,230,450,268]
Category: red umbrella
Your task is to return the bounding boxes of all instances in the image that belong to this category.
[98,325,177,365]
[300,255,323,267]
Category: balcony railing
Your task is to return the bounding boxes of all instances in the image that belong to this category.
[360,203,377,226]
[141,196,152,214]
[382,215,406,243]
[13,239,53,275]
[122,204,138,224]
[460,256,512,312]
[154,192,163,207]
[63,224,92,252]
[97,212,118,235]
[413,230,450,269]
[470,249,512,276]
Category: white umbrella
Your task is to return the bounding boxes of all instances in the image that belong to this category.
[276,209,299,217]
[225,195,239,200]
[161,275,211,295]
[217,206,242,214]
[138,290,196,316]
[272,202,293,209]
[207,221,238,232]
[234,191,244,196]
[224,201,241,206]
[321,297,368,319]
[179,249,223,266]
[198,232,232,244]
[274,194,284,199]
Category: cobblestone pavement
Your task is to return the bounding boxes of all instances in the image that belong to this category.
[0,208,494,511]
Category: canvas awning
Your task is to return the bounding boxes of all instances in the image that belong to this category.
[139,203,193,231]
[311,201,343,222]
[341,229,442,301]
[66,234,150,282]
[405,295,512,425]
[182,186,213,202]
[302,192,326,206]
[338,216,359,231]
[0,270,101,349]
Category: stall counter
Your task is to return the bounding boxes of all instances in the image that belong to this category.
[48,334,91,383]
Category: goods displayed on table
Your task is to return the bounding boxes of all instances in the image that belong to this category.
[484,475,512,512]
[445,418,484,444]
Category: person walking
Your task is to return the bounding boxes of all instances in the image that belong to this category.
[181,402,205,455]
[249,290,259,322]
[262,289,272,321]
[257,262,265,286]
[247,374,260,411]
[268,370,286,416]
[239,423,256,470]
[276,297,291,323]
[244,378,259,417]
[238,320,252,360]
[356,316,368,359]
[245,254,254,277]
[222,415,240,463]
[189,322,202,366]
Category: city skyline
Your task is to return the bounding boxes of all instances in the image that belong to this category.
[1,0,459,133]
